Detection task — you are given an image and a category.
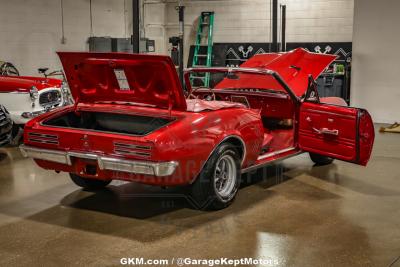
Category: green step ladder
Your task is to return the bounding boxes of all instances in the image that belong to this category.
[190,11,215,88]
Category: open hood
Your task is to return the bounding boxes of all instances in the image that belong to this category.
[57,52,187,111]
[240,48,337,96]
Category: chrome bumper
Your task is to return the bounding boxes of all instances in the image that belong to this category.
[21,110,47,119]
[21,103,62,119]
[20,145,178,177]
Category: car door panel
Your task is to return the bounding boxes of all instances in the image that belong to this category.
[299,102,374,165]
[357,109,375,165]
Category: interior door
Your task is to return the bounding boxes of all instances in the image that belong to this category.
[299,102,375,166]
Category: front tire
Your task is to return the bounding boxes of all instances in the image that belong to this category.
[189,143,241,210]
[69,173,111,190]
[309,153,334,166]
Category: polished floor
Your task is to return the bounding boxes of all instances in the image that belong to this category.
[0,127,399,266]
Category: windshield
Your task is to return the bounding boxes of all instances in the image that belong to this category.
[186,68,290,96]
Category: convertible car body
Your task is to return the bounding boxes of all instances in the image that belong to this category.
[20,48,375,209]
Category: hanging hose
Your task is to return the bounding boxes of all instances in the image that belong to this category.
[60,0,66,44]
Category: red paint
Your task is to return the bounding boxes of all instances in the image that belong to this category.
[298,102,374,165]
[357,109,375,166]
[23,50,374,186]
[25,103,263,185]
[57,52,187,111]
[0,76,62,92]
[216,48,336,97]
[299,102,357,161]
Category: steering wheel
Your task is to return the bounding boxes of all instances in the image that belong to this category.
[187,87,216,101]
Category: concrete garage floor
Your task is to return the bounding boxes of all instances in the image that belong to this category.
[0,127,399,267]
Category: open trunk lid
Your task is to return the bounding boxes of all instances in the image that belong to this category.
[57,52,187,111]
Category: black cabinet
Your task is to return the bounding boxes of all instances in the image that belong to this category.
[316,73,350,104]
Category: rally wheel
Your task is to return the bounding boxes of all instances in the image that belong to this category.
[190,143,241,210]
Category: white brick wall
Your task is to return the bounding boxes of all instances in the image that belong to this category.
[143,0,354,61]
[351,0,400,123]
[0,0,354,75]
[283,0,354,42]
[0,0,131,76]
[143,1,167,54]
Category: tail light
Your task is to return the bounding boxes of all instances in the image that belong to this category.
[114,142,152,159]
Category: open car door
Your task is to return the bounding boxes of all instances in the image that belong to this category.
[299,101,375,166]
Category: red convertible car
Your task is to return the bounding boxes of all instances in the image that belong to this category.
[20,48,375,209]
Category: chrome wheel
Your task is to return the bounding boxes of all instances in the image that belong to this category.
[190,143,241,210]
[214,154,237,199]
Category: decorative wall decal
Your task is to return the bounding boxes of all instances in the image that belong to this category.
[238,45,254,58]
[314,45,332,54]
[225,48,241,60]
[211,43,271,67]
[334,48,351,59]
[188,42,353,104]
[225,47,243,67]
[255,48,266,55]
[287,42,352,62]
[190,42,352,67]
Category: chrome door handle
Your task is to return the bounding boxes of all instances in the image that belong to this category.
[312,127,339,136]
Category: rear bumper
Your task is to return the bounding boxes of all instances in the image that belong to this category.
[20,145,178,177]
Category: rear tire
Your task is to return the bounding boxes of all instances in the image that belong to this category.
[189,143,241,210]
[309,153,334,166]
[69,173,111,190]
